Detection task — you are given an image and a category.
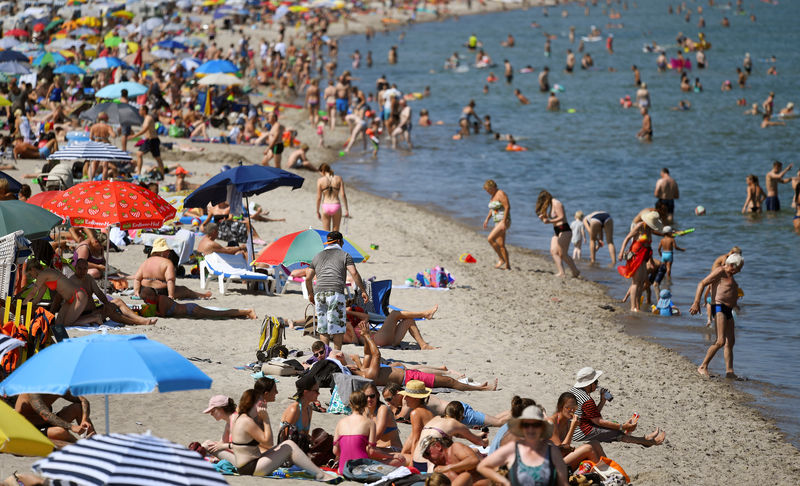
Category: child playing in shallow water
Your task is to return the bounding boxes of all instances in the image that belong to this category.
[570,211,586,260]
[657,226,685,279]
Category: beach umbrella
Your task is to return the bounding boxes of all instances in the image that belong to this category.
[0,170,22,193]
[70,27,97,37]
[103,35,123,47]
[157,39,186,50]
[0,50,30,62]
[76,16,101,27]
[79,102,143,125]
[88,56,126,70]
[255,228,370,266]
[95,81,147,98]
[49,38,82,49]
[0,334,212,433]
[142,17,164,31]
[45,18,64,31]
[0,61,31,74]
[26,190,63,210]
[110,10,135,19]
[124,50,155,66]
[197,72,242,86]
[0,200,63,240]
[0,399,54,457]
[179,57,200,70]
[0,96,11,107]
[53,64,85,75]
[0,38,20,49]
[195,59,238,75]
[32,432,228,485]
[47,141,132,163]
[33,23,46,33]
[4,29,29,38]
[32,51,65,66]
[162,23,184,33]
[152,49,175,60]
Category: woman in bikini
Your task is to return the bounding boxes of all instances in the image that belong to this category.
[201,395,238,464]
[278,379,319,443]
[316,163,349,232]
[364,383,403,451]
[344,305,438,350]
[138,287,256,319]
[398,380,435,470]
[483,179,511,270]
[546,392,606,469]
[794,182,800,233]
[742,174,766,214]
[24,260,89,335]
[333,390,403,474]
[618,210,663,312]
[582,211,616,265]
[229,380,338,480]
[305,78,321,126]
[536,190,580,278]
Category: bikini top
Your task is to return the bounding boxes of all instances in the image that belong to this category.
[231,415,260,447]
[44,280,58,291]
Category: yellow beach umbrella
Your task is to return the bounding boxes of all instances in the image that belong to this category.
[126,41,139,53]
[111,10,135,19]
[289,5,309,12]
[59,50,76,58]
[0,400,54,457]
[0,96,12,107]
[77,17,101,27]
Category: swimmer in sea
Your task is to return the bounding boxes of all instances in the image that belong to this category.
[764,161,793,210]
[504,60,513,84]
[742,174,765,214]
[538,67,550,92]
[483,115,492,133]
[657,227,684,279]
[670,100,691,111]
[547,92,560,111]
[721,80,732,92]
[565,50,575,73]
[637,107,652,142]
[760,114,785,128]
[514,89,530,105]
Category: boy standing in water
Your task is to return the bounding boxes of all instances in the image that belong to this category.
[657,226,685,278]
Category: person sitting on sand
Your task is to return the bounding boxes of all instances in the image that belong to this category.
[197,223,246,256]
[15,392,95,444]
[229,384,338,480]
[201,395,238,464]
[487,396,539,453]
[349,322,497,392]
[278,379,319,444]
[139,287,256,319]
[333,390,404,474]
[364,382,403,451]
[547,392,606,468]
[286,144,317,171]
[420,434,483,485]
[72,233,107,279]
[568,367,665,446]
[412,401,489,471]
[133,238,212,301]
[397,380,435,469]
[343,304,438,350]
[23,259,90,339]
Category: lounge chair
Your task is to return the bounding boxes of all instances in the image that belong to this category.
[353,279,392,325]
[199,252,274,296]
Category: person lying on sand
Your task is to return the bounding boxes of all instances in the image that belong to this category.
[343,304,438,350]
[139,287,256,319]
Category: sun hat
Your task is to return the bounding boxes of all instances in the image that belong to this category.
[151,237,170,253]
[787,102,795,109]
[397,379,431,399]
[659,289,671,298]
[574,366,603,388]
[203,395,230,413]
[508,406,554,438]
[641,211,664,232]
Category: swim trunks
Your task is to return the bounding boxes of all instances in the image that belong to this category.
[139,137,161,158]
[711,303,734,319]
[661,251,673,263]
[656,198,675,215]
[272,142,284,155]
[765,196,780,212]
[459,402,486,427]
[335,97,348,115]
[314,290,346,336]
[403,369,435,388]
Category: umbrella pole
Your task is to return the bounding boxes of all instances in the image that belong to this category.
[245,195,254,265]
[104,226,111,291]
[105,394,110,433]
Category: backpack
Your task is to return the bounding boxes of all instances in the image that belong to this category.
[342,458,400,483]
[256,316,286,362]
[1,306,55,377]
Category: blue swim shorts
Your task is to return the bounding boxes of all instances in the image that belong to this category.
[460,401,486,427]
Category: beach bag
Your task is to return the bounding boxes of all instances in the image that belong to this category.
[307,428,335,467]
[261,358,303,376]
[592,457,630,484]
[277,422,311,452]
[256,316,286,362]
[168,125,185,138]
[0,306,55,376]
[302,303,318,337]
[342,458,399,482]
[217,220,248,244]
[326,385,351,415]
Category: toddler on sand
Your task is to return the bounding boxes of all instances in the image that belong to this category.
[570,211,586,260]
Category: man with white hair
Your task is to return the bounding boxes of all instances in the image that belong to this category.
[690,252,744,378]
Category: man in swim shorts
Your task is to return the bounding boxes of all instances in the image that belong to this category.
[306,231,369,350]
[260,112,285,168]
[132,105,165,177]
[764,160,794,211]
[654,167,679,222]
[15,392,95,443]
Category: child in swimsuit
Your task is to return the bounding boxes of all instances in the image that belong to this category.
[657,226,685,279]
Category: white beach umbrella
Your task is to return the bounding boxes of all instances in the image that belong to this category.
[48,141,132,162]
[152,49,175,59]
[0,38,20,49]
[197,72,242,86]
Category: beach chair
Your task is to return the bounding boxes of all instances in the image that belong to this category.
[353,279,392,325]
[0,230,22,299]
[199,252,274,296]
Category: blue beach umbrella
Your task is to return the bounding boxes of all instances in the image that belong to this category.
[53,64,85,75]
[0,334,212,433]
[195,59,238,75]
[88,56,126,70]
[0,61,31,74]
[0,170,22,193]
[0,50,29,62]
[179,57,200,71]
[32,51,65,66]
[157,39,187,50]
[95,81,147,99]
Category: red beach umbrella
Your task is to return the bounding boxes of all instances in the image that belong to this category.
[26,190,63,209]
[45,180,176,230]
[4,29,29,37]
[33,23,46,33]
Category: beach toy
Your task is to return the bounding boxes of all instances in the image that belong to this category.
[567,108,577,113]
[339,151,346,157]
[370,244,379,250]
[459,253,477,263]
[695,205,706,215]
[675,228,695,236]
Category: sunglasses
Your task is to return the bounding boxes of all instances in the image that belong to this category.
[314,350,326,357]
[365,394,377,399]
[522,422,543,429]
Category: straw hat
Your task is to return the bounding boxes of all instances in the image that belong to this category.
[202,395,230,414]
[508,406,554,438]
[151,237,170,253]
[419,434,453,457]
[641,211,664,232]
[397,380,431,399]
[574,366,603,388]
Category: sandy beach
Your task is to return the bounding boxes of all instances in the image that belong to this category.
[3,2,800,484]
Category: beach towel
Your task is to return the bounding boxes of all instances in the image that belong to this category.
[332,373,373,404]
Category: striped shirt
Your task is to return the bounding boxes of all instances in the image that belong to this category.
[569,386,600,442]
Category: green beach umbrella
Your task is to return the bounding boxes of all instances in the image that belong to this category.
[45,19,64,31]
[104,36,123,47]
[0,200,62,240]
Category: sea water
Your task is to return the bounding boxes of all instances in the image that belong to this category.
[331,1,800,445]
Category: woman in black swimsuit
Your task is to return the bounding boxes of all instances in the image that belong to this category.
[536,191,580,278]
[742,174,765,214]
[229,379,338,480]
[582,211,617,265]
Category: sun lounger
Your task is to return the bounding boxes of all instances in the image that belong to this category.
[200,252,274,295]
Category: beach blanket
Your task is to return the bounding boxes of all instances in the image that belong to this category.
[392,285,449,291]
[66,321,125,332]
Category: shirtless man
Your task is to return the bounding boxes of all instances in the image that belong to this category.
[547,92,560,111]
[538,66,550,92]
[636,82,650,108]
[132,105,164,177]
[286,144,317,171]
[260,112,284,168]
[305,78,320,125]
[139,286,256,319]
[133,239,211,300]
[15,392,95,443]
[419,435,481,486]
[334,76,350,123]
[654,168,679,222]
[391,99,412,149]
[765,161,793,211]
[197,223,245,256]
[565,50,575,73]
[503,59,513,84]
[514,89,530,105]
[690,253,744,379]
[637,106,652,142]
[88,112,115,179]
[350,322,497,392]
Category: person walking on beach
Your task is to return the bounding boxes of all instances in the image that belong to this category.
[618,211,662,312]
[132,105,164,177]
[315,163,349,232]
[689,253,744,378]
[765,160,793,211]
[654,168,679,222]
[483,179,511,270]
[536,190,580,278]
[305,231,369,350]
[261,112,285,168]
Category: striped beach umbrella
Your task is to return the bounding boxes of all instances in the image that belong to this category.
[47,141,131,162]
[32,433,228,485]
[0,61,31,74]
[254,228,370,266]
